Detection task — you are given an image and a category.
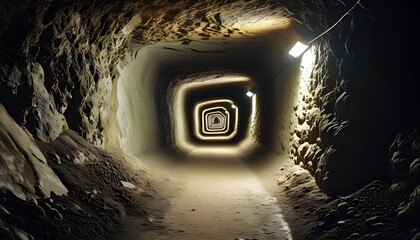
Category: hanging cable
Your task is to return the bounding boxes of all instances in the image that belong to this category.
[308,0,362,44]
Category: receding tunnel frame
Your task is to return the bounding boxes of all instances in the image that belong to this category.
[203,108,229,133]
[205,112,227,131]
[172,74,259,154]
[195,99,238,140]
[202,105,231,135]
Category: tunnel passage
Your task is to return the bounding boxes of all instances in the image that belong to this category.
[1,1,419,239]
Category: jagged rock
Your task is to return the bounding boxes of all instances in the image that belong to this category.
[0,104,68,200]
[413,138,420,157]
[391,151,412,181]
[120,181,136,189]
[296,142,310,164]
[320,91,336,114]
[337,202,349,214]
[412,232,420,240]
[409,158,420,186]
[397,185,420,229]
[317,114,338,149]
[315,145,370,195]
[365,216,384,225]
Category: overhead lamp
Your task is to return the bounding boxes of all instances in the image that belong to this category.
[231,104,237,109]
[288,41,310,58]
[246,87,256,97]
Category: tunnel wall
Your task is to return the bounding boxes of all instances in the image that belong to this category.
[286,1,419,195]
[117,47,161,156]
[0,1,138,147]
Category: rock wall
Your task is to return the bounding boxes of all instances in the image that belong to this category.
[288,1,419,195]
[389,129,420,229]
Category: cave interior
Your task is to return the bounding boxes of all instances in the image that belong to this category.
[0,0,419,239]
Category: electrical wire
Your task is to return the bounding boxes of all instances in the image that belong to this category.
[308,0,362,44]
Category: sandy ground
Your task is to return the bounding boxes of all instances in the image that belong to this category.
[119,151,293,240]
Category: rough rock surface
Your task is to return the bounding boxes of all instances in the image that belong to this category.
[289,1,418,195]
[0,104,67,200]
[389,129,420,231]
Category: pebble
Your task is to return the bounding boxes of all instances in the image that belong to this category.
[70,203,84,214]
[337,220,346,225]
[13,228,30,240]
[346,210,355,218]
[371,222,384,230]
[49,208,63,220]
[0,205,10,215]
[349,233,360,238]
[369,232,382,240]
[29,198,38,206]
[325,210,340,224]
[315,221,326,231]
[365,216,383,225]
[120,181,136,189]
[337,202,349,213]
[347,206,356,212]
[412,232,420,240]
[410,228,419,236]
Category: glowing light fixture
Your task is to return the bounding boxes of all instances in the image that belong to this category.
[288,41,309,58]
[231,104,237,109]
[246,87,256,97]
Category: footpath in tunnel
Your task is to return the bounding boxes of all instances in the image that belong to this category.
[118,153,292,240]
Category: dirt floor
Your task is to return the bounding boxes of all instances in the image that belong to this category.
[1,133,417,240]
[117,152,292,240]
[119,150,416,240]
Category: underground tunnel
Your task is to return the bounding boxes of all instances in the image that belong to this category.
[0,0,419,239]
